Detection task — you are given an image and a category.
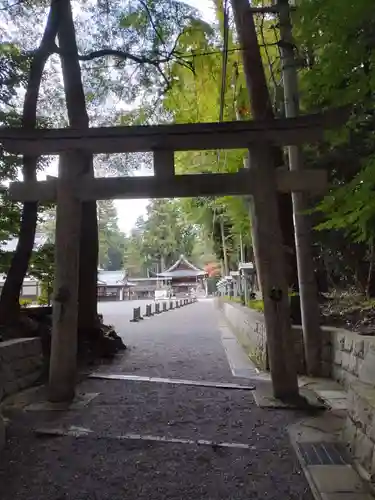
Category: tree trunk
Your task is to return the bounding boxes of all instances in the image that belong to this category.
[366,239,375,299]
[0,1,59,324]
[56,0,98,330]
[278,0,322,376]
[220,219,229,276]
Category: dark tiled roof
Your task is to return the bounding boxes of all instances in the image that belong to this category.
[157,255,206,278]
[157,269,205,278]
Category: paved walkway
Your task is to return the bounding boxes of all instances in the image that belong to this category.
[0,299,313,500]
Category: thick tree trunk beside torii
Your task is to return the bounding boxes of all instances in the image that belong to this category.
[56,0,98,332]
[278,0,322,376]
[0,0,59,324]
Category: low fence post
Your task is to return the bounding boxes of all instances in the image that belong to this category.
[130,306,142,322]
[138,306,144,320]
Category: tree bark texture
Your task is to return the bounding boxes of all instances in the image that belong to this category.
[0,0,59,324]
[278,0,322,376]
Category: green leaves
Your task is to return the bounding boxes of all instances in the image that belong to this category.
[120,10,148,30]
[316,158,375,243]
[97,200,126,270]
[294,0,375,272]
[123,198,198,275]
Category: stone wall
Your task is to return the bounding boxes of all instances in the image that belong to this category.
[331,328,375,388]
[220,300,268,370]
[219,299,332,375]
[220,298,375,482]
[0,337,43,402]
[331,328,375,482]
[343,381,375,483]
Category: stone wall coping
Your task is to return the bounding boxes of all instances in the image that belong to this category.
[222,299,345,332]
[220,299,371,336]
[0,337,40,348]
[221,300,266,322]
[329,326,375,338]
[350,380,375,409]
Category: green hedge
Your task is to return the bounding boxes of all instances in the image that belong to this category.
[224,292,298,313]
[223,295,264,312]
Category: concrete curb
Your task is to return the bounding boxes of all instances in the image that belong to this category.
[288,403,373,500]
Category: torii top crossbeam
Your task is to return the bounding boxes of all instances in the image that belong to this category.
[0,107,348,155]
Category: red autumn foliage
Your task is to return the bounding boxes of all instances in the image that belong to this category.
[204,262,221,277]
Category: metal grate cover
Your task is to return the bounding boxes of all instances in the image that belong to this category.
[297,442,350,466]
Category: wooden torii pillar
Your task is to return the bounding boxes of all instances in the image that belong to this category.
[1,109,347,402]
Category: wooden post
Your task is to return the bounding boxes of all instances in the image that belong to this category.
[48,152,82,403]
[231,0,299,400]
[154,150,174,179]
[249,147,299,398]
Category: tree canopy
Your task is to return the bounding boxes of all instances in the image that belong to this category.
[0,0,374,316]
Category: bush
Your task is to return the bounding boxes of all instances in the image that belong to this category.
[19,298,32,308]
[37,294,49,306]
[37,282,53,306]
[223,295,265,312]
[247,299,264,312]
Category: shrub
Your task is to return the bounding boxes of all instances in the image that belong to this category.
[19,298,32,308]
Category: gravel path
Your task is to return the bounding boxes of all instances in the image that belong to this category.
[96,299,236,382]
[0,299,313,500]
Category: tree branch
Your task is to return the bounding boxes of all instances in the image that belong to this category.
[138,0,166,50]
[52,45,167,67]
[51,44,194,74]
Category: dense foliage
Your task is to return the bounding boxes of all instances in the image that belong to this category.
[123,199,200,276]
[0,0,374,316]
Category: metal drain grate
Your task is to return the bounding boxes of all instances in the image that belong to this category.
[297,442,350,466]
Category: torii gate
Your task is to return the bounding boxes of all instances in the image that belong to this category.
[0,107,346,402]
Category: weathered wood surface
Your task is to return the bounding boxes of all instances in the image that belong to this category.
[8,168,327,202]
[231,0,299,399]
[48,152,82,402]
[154,150,174,178]
[0,107,348,155]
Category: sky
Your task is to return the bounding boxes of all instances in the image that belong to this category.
[39,0,216,235]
